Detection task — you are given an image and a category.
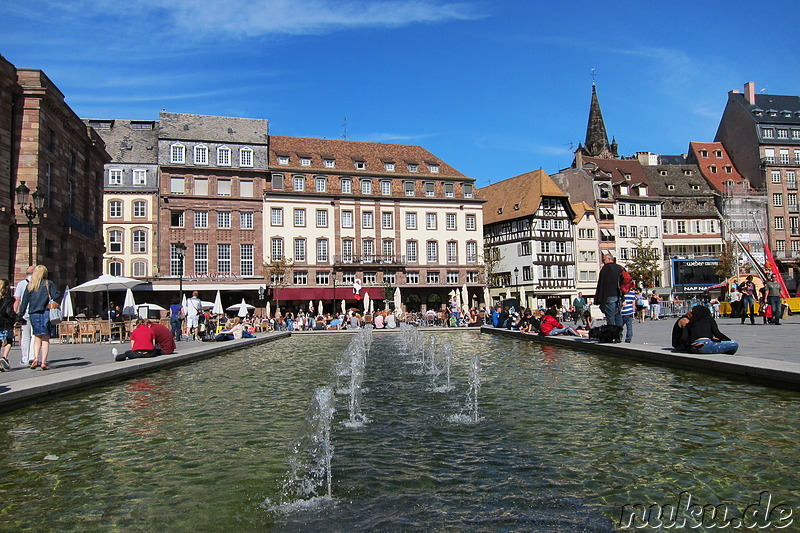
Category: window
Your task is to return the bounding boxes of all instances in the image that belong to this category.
[466,241,477,262]
[342,239,353,262]
[363,272,377,284]
[427,241,438,263]
[383,162,396,173]
[316,272,330,285]
[724,166,732,173]
[407,240,418,262]
[764,148,775,164]
[382,240,394,260]
[540,264,552,278]
[239,147,253,167]
[108,261,122,276]
[382,212,393,229]
[424,182,435,197]
[466,214,476,230]
[240,212,253,229]
[408,163,419,173]
[780,149,790,165]
[133,201,146,218]
[776,240,786,252]
[789,193,798,207]
[775,217,785,230]
[463,184,474,198]
[195,178,208,195]
[446,272,459,284]
[293,176,305,191]
[277,155,289,165]
[362,211,373,228]
[774,193,784,207]
[429,164,440,173]
[406,212,417,229]
[778,128,789,139]
[271,238,283,261]
[446,213,457,230]
[316,209,328,227]
[108,230,123,253]
[406,272,419,284]
[773,170,782,183]
[677,221,686,234]
[241,244,254,276]
[620,226,628,238]
[341,179,352,194]
[324,159,335,168]
[272,174,284,190]
[649,205,657,217]
[194,211,208,228]
[793,130,800,140]
[361,179,372,195]
[217,244,231,274]
[555,241,566,253]
[540,241,550,253]
[109,169,122,185]
[218,179,231,196]
[109,200,122,218]
[133,261,147,277]
[447,241,457,262]
[618,204,626,216]
[384,272,396,285]
[315,176,327,192]
[787,170,796,188]
[426,213,437,230]
[170,177,185,194]
[427,271,440,284]
[194,145,208,165]
[171,144,185,164]
[171,210,184,228]
[194,243,209,275]
[294,239,306,262]
[132,169,147,185]
[404,181,415,196]
[341,210,352,228]
[619,248,628,260]
[341,272,355,284]
[381,180,392,195]
[218,211,231,228]
[762,128,774,139]
[170,244,184,276]
[444,183,454,197]
[300,157,311,167]
[217,146,231,166]
[580,271,597,282]
[271,208,283,226]
[294,272,308,285]
[355,160,366,170]
[362,240,374,261]
[317,239,328,262]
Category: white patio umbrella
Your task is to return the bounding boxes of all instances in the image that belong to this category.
[318,300,323,315]
[308,300,314,313]
[341,299,346,315]
[483,286,492,308]
[519,284,527,310]
[136,303,166,319]
[227,298,255,313]
[265,301,271,319]
[71,274,144,334]
[61,286,74,319]
[212,290,224,315]
[461,283,469,311]
[200,301,215,310]
[393,287,402,314]
[454,288,461,311]
[363,292,370,314]
[122,288,137,317]
[369,297,374,314]
[238,304,248,318]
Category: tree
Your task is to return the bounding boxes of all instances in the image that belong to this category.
[264,257,293,307]
[626,236,662,288]
[482,246,504,287]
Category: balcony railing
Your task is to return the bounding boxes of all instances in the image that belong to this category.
[333,254,406,266]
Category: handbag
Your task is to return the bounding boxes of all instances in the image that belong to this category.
[46,282,63,325]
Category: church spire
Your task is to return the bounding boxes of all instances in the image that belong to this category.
[573,82,618,168]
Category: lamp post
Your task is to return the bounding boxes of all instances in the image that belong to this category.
[15,181,46,265]
[174,241,187,303]
[513,267,519,299]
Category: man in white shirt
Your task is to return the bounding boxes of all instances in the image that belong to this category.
[185,291,202,340]
[13,266,35,365]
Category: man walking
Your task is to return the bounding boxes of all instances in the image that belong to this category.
[594,253,624,332]
[186,291,203,340]
[764,274,783,325]
[739,275,757,325]
[13,266,35,365]
[572,292,587,327]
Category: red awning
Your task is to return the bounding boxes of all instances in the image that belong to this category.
[274,287,385,301]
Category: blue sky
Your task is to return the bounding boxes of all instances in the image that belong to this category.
[2,0,798,187]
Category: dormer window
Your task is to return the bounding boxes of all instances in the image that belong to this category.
[355,160,366,170]
[709,165,717,174]
[324,158,335,168]
[194,144,208,165]
[714,150,722,158]
[170,143,185,164]
[277,155,290,165]
[683,169,693,176]
[699,149,708,158]
[667,184,675,190]
[659,170,667,176]
[691,184,701,191]
[623,173,631,181]
[638,185,647,196]
[408,163,419,173]
[763,128,775,138]
[384,162,395,172]
[620,185,629,195]
[724,166,732,173]
[429,164,440,173]
[300,157,311,167]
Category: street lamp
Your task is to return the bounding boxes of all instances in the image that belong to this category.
[513,267,519,297]
[174,241,187,303]
[16,181,46,265]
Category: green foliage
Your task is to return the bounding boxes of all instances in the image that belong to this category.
[626,236,662,288]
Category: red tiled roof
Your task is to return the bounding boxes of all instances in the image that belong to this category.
[688,142,750,194]
[479,168,569,225]
[581,156,651,185]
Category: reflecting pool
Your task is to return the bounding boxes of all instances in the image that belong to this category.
[0,330,798,531]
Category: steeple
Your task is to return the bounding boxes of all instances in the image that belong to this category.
[573,83,619,168]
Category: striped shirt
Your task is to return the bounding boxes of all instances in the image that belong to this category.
[621,290,637,316]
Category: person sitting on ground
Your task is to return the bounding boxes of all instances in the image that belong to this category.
[679,305,738,355]
[149,320,176,355]
[519,309,535,334]
[374,311,385,329]
[115,319,160,361]
[539,308,583,337]
[385,312,397,329]
[670,311,692,352]
[214,317,244,341]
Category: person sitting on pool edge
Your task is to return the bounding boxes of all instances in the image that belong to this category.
[539,308,583,337]
[113,319,162,361]
[679,305,739,355]
[214,317,244,341]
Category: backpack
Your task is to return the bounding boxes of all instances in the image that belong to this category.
[619,269,635,294]
[0,296,17,328]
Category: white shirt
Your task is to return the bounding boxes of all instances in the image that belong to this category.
[14,276,31,318]
[186,297,202,317]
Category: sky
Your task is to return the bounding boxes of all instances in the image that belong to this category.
[2,0,799,187]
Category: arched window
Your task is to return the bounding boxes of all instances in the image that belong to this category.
[132,260,147,277]
[108,260,123,276]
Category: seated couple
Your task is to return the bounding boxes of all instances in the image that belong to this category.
[539,309,585,337]
[214,317,255,341]
[672,305,738,355]
[115,319,176,361]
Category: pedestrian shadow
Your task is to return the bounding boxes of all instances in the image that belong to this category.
[46,357,93,369]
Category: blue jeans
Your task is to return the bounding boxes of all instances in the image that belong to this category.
[603,296,623,327]
[621,314,633,343]
[768,296,782,324]
[691,339,739,355]
[170,315,183,340]
[548,326,580,336]
[740,295,755,323]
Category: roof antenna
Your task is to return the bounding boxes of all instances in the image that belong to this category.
[341,116,348,140]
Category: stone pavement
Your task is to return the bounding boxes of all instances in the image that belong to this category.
[485,314,800,391]
[0,332,290,413]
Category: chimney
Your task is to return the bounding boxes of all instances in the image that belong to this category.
[744,81,756,104]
